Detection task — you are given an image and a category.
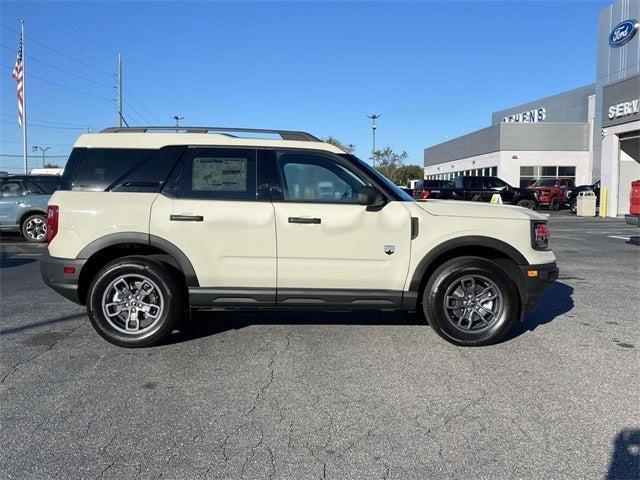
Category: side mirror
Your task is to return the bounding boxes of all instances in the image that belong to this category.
[358,186,385,207]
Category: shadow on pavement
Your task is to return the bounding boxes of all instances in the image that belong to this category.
[606,429,640,480]
[626,236,639,246]
[164,310,425,346]
[0,312,86,335]
[0,254,37,269]
[503,281,574,342]
[166,282,574,346]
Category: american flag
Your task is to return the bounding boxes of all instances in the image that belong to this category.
[12,32,24,127]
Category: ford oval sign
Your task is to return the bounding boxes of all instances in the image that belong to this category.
[609,19,638,47]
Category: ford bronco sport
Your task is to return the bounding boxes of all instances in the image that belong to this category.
[41,127,558,348]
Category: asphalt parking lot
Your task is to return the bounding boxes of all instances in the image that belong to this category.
[1,211,638,480]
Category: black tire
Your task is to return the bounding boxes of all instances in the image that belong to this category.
[549,197,559,211]
[570,198,577,214]
[86,256,182,347]
[21,213,47,243]
[422,256,519,347]
[516,199,535,210]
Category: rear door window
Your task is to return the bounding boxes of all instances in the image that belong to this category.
[177,148,258,201]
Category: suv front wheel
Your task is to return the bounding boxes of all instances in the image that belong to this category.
[423,257,519,346]
[87,257,182,347]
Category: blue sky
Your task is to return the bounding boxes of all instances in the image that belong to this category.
[1,0,609,172]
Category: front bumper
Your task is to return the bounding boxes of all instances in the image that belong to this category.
[40,251,86,305]
[520,262,559,314]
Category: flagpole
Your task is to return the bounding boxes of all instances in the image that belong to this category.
[21,19,28,174]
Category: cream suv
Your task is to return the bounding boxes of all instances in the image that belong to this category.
[41,127,558,348]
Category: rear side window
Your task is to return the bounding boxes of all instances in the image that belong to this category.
[29,177,60,194]
[72,148,155,191]
[62,147,183,192]
[178,148,257,200]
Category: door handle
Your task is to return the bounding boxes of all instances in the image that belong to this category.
[170,214,204,222]
[288,217,321,224]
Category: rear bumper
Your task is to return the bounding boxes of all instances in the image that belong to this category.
[520,262,559,314]
[40,251,86,305]
[625,214,640,226]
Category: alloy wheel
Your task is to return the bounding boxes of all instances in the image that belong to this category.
[101,274,164,334]
[443,275,503,333]
[25,217,47,241]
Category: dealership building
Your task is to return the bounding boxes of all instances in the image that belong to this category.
[424,0,639,217]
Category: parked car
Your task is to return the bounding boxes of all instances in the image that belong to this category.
[0,175,61,242]
[412,179,452,200]
[41,126,557,348]
[527,178,575,210]
[422,176,539,209]
[565,180,600,214]
[625,180,640,226]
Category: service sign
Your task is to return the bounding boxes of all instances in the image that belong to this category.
[609,19,638,47]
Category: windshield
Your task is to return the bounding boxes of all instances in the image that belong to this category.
[339,154,413,201]
[533,179,558,187]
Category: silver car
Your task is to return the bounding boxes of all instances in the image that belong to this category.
[0,175,60,243]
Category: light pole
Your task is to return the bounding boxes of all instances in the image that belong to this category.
[32,145,51,167]
[173,115,184,132]
[367,114,381,167]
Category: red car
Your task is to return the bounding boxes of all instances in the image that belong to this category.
[625,180,640,226]
[528,178,575,210]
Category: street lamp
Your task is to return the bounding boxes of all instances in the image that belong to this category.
[173,115,184,132]
[32,145,51,168]
[367,114,381,167]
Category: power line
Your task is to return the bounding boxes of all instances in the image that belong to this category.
[1,23,114,78]
[1,120,88,131]
[0,44,114,91]
[0,113,91,128]
[125,90,162,124]
[1,63,114,103]
[124,100,152,124]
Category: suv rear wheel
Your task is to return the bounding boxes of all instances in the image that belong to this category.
[87,257,182,347]
[422,257,519,346]
[21,213,47,243]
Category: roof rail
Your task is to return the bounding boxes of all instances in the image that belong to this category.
[99,126,322,142]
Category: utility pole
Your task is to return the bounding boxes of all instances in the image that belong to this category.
[367,114,380,167]
[117,54,123,127]
[173,115,184,132]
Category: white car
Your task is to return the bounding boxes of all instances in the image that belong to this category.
[41,127,558,348]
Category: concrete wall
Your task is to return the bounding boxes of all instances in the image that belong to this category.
[424,123,590,166]
[491,84,595,125]
[423,150,591,188]
[423,125,500,167]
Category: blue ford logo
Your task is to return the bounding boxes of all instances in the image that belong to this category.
[609,19,638,47]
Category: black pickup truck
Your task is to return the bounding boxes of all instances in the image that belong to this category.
[424,176,539,209]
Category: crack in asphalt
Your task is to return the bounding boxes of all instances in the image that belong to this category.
[1,322,85,386]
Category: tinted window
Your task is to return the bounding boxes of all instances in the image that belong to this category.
[110,146,184,192]
[71,148,155,191]
[0,181,25,197]
[179,148,257,200]
[453,177,463,188]
[278,153,366,203]
[29,176,60,194]
[484,177,508,189]
[467,177,483,190]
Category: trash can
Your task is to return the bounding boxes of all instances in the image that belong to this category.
[577,190,596,217]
